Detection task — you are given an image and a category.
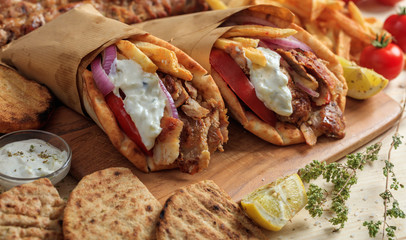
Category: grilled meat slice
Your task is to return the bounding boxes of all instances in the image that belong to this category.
[152,116,184,166]
[277,69,311,125]
[181,98,210,119]
[276,48,338,98]
[310,101,345,139]
[177,111,211,174]
[160,73,189,107]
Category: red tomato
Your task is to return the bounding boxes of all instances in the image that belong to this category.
[360,37,404,80]
[105,92,152,155]
[384,7,406,52]
[377,0,401,6]
[210,49,277,126]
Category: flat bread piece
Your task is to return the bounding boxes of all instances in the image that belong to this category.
[0,178,65,240]
[63,167,162,240]
[0,64,54,133]
[156,180,266,240]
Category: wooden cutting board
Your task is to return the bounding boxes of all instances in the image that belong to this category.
[44,92,401,203]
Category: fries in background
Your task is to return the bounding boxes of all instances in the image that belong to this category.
[211,0,388,64]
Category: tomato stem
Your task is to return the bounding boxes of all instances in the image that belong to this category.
[399,7,406,15]
[371,33,391,48]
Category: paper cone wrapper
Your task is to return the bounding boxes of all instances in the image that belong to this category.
[133,4,295,71]
[0,4,147,116]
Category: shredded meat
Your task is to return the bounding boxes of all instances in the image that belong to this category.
[277,71,311,126]
[177,111,211,174]
[159,73,228,174]
[181,98,210,119]
[160,73,188,107]
[0,0,208,47]
[276,48,339,97]
[276,48,345,142]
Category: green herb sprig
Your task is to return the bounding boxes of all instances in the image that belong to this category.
[299,143,382,230]
[300,94,405,238]
[363,97,406,240]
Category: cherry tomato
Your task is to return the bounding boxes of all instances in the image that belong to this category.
[105,92,152,155]
[210,49,277,126]
[377,0,401,6]
[360,36,404,80]
[383,7,406,52]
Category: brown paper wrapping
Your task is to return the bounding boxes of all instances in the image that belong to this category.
[134,5,294,72]
[0,4,147,115]
[133,4,347,129]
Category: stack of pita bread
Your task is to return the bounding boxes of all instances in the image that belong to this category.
[0,168,266,239]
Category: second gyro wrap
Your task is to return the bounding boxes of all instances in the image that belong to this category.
[135,5,348,146]
[0,4,229,174]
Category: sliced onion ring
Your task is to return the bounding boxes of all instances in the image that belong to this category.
[90,56,114,96]
[261,37,312,52]
[158,80,179,119]
[101,45,117,75]
[295,81,320,98]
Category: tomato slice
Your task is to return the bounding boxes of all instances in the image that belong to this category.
[210,49,276,126]
[105,92,152,156]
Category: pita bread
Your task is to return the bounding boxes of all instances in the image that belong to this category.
[0,178,65,240]
[0,64,54,133]
[63,167,162,240]
[82,33,228,173]
[156,180,266,239]
[211,17,347,146]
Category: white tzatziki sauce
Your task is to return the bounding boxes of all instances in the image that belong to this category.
[246,47,293,116]
[109,59,166,150]
[0,139,67,178]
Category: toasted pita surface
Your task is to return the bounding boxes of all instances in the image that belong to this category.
[63,167,162,240]
[0,65,54,133]
[156,180,266,240]
[0,178,65,240]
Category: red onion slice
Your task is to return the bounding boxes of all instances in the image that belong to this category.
[295,81,320,98]
[90,56,115,96]
[101,45,117,75]
[261,37,312,52]
[158,80,179,119]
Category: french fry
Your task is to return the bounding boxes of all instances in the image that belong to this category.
[304,22,334,50]
[222,25,297,39]
[347,1,368,32]
[319,8,374,44]
[230,37,259,48]
[116,40,158,73]
[336,30,351,59]
[132,41,193,81]
[206,0,228,10]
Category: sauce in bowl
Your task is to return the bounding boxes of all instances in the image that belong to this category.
[0,139,68,178]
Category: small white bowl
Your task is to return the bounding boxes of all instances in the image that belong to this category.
[0,130,71,190]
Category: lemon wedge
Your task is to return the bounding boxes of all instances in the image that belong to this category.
[240,173,307,231]
[338,56,388,100]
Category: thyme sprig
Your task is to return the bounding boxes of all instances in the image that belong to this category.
[364,97,406,240]
[300,92,405,237]
[299,143,382,230]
